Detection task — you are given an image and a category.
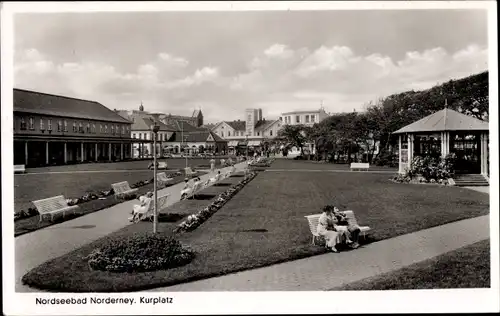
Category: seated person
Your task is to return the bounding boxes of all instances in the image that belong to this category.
[181,178,194,199]
[220,159,226,167]
[330,205,361,249]
[129,192,153,222]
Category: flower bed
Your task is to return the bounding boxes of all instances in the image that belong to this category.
[174,172,257,233]
[392,155,455,186]
[14,171,184,222]
[85,233,195,273]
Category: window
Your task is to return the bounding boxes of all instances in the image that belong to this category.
[228,131,231,136]
[310,115,315,123]
[221,131,224,137]
[29,117,35,130]
[93,124,96,133]
[221,125,224,129]
[295,115,300,123]
[248,114,251,121]
[270,130,273,136]
[257,132,260,136]
[79,122,83,133]
[20,117,27,130]
[64,120,68,132]
[122,126,125,135]
[139,133,142,140]
[40,119,45,130]
[105,125,108,133]
[111,125,114,135]
[100,124,103,133]
[86,123,90,133]
[58,120,62,132]
[305,115,310,123]
[279,117,283,121]
[116,125,119,135]
[132,133,136,139]
[73,122,77,132]
[48,119,52,131]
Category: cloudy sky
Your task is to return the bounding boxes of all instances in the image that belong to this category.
[14,9,488,123]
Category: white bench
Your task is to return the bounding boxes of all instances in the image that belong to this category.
[184,167,197,178]
[181,181,202,200]
[157,172,173,186]
[131,194,170,223]
[304,210,371,245]
[111,181,139,199]
[33,195,79,222]
[14,164,26,174]
[350,162,370,171]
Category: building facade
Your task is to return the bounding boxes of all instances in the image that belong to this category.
[211,108,282,154]
[130,117,175,158]
[13,89,134,167]
[280,108,329,126]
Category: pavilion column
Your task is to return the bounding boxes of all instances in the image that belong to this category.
[108,143,112,161]
[63,142,67,164]
[25,141,29,166]
[441,132,450,158]
[121,143,124,160]
[131,144,134,159]
[81,142,84,162]
[45,141,49,165]
[95,143,98,162]
[407,134,414,166]
[480,132,488,176]
[398,135,403,174]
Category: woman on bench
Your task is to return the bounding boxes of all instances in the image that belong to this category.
[129,192,153,222]
[317,204,359,252]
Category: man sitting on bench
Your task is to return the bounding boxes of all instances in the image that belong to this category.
[329,204,361,249]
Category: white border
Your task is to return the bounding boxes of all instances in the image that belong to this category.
[2,2,499,315]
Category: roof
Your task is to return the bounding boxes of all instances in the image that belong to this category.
[14,88,131,124]
[224,120,246,131]
[131,116,176,132]
[282,109,326,115]
[255,119,280,131]
[171,120,206,132]
[168,130,227,143]
[393,108,489,134]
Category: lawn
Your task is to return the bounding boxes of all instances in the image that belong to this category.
[22,164,489,292]
[14,158,214,213]
[335,239,490,290]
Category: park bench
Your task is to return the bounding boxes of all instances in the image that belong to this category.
[304,210,371,246]
[184,167,197,178]
[33,195,80,222]
[111,181,138,199]
[148,161,168,170]
[350,162,370,171]
[157,172,173,186]
[181,181,202,200]
[14,164,26,174]
[131,194,170,223]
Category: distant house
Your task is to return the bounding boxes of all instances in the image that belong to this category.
[129,116,176,158]
[13,88,133,167]
[211,108,283,154]
[165,129,227,154]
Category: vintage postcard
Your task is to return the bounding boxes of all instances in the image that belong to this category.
[2,1,498,315]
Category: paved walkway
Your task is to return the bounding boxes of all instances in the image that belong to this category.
[15,162,248,292]
[266,169,396,174]
[464,186,489,194]
[147,215,489,291]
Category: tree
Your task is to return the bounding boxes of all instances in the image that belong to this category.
[277,124,308,155]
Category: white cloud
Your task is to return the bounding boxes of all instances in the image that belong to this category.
[14,43,488,123]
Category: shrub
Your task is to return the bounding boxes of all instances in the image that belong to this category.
[373,152,398,167]
[85,233,195,273]
[406,154,455,182]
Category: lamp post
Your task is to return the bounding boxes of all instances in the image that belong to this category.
[151,123,160,234]
[184,136,188,168]
[245,134,249,158]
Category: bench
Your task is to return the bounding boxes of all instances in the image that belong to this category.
[304,210,371,246]
[131,194,170,223]
[14,164,26,174]
[350,162,370,171]
[33,195,80,222]
[181,181,202,200]
[157,172,173,186]
[111,181,139,199]
[148,161,168,170]
[184,167,197,178]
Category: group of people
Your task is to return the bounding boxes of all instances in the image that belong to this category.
[181,176,203,199]
[317,204,361,252]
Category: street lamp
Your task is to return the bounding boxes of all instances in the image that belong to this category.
[184,135,189,169]
[151,123,160,234]
[245,134,249,158]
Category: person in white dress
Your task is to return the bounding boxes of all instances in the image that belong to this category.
[129,192,153,222]
[210,158,216,172]
[317,206,350,252]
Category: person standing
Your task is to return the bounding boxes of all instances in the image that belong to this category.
[210,158,216,172]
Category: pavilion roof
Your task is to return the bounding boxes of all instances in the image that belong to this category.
[393,108,489,134]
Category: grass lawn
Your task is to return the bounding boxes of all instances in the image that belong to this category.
[335,239,490,290]
[14,158,214,213]
[22,163,489,292]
